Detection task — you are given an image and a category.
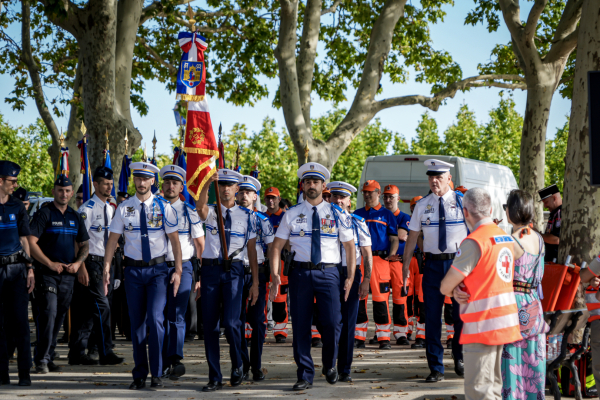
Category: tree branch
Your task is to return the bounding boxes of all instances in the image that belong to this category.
[170,16,246,37]
[140,1,258,26]
[321,0,342,15]
[545,25,580,64]
[137,37,177,75]
[525,0,547,41]
[544,0,582,64]
[52,53,78,73]
[37,0,83,38]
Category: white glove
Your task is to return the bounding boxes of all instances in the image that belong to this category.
[113,279,121,290]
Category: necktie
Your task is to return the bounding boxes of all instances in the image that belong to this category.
[225,209,232,256]
[103,204,109,245]
[311,206,321,266]
[140,202,152,262]
[438,197,447,252]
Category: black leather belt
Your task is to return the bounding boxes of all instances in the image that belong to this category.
[88,255,104,262]
[425,252,456,261]
[294,261,337,270]
[167,259,190,268]
[244,263,269,274]
[202,258,220,266]
[372,251,389,258]
[0,253,20,265]
[125,256,166,267]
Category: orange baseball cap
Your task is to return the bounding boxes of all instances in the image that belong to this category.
[383,184,399,195]
[449,181,455,190]
[455,185,468,194]
[410,196,423,206]
[362,180,381,192]
[265,187,280,197]
[323,187,331,194]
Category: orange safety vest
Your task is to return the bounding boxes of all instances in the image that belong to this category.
[585,287,600,322]
[458,223,523,346]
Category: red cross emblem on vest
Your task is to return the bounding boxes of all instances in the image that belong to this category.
[502,256,511,274]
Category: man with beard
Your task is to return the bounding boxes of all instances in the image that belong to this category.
[159,165,205,380]
[68,166,124,366]
[269,162,356,391]
[28,175,89,374]
[103,162,182,390]
[193,169,259,392]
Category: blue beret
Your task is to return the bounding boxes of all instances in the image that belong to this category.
[0,161,21,177]
[54,174,73,187]
[93,166,114,181]
[14,187,29,201]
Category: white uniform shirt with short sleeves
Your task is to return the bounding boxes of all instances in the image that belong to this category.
[242,211,274,266]
[78,194,114,257]
[275,200,354,264]
[201,204,257,261]
[166,199,204,262]
[109,194,178,260]
[408,190,468,254]
[341,216,372,267]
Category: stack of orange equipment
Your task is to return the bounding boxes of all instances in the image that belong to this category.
[541,262,581,312]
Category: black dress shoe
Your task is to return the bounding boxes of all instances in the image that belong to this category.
[293,379,312,390]
[252,369,265,381]
[69,354,99,366]
[355,339,365,349]
[0,371,9,385]
[446,339,453,349]
[411,338,425,349]
[396,336,410,346]
[99,352,125,365]
[339,373,352,382]
[275,335,287,343]
[407,333,412,340]
[150,376,163,388]
[202,381,223,392]
[18,372,31,386]
[454,359,465,377]
[169,361,186,380]
[35,364,49,374]
[369,336,378,344]
[311,338,323,348]
[47,361,62,372]
[379,340,392,350]
[425,371,444,382]
[325,368,338,384]
[129,378,146,390]
[87,349,99,359]
[230,367,243,386]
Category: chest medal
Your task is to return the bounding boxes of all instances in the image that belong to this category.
[97,225,103,233]
[127,223,133,231]
[299,230,305,237]
[211,228,218,235]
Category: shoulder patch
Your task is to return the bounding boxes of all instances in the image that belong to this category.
[86,200,95,208]
[80,212,87,220]
[492,235,514,244]
[331,203,344,213]
[184,202,197,212]
[238,206,251,214]
[351,213,365,222]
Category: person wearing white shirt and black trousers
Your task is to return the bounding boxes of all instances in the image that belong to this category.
[103,162,183,390]
[193,169,259,392]
[269,163,356,391]
[158,165,205,381]
[68,166,124,367]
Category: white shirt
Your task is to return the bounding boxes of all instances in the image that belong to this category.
[78,194,114,257]
[242,211,274,266]
[408,190,468,254]
[275,200,354,263]
[166,199,204,262]
[341,215,372,267]
[109,194,178,260]
[201,204,257,261]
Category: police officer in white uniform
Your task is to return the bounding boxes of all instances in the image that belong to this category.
[401,159,467,382]
[68,166,124,366]
[103,162,183,390]
[158,165,205,381]
[269,163,356,391]
[194,169,259,392]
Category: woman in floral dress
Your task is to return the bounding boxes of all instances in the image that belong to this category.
[502,190,549,400]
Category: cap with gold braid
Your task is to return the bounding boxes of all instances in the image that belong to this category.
[130,162,159,178]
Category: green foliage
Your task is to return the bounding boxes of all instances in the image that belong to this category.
[0,114,54,194]
[545,117,569,191]
[392,133,410,155]
[410,112,442,155]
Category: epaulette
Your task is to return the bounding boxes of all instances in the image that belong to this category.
[417,194,431,203]
[288,203,301,210]
[351,213,365,222]
[238,206,251,214]
[255,211,269,221]
[331,203,344,213]
[86,200,95,208]
[455,190,464,198]
[154,195,169,203]
[184,202,197,212]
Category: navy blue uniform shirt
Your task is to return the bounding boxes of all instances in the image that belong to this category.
[30,202,89,273]
[267,208,285,234]
[354,204,398,252]
[0,196,30,256]
[393,209,411,256]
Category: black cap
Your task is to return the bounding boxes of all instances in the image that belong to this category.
[0,161,21,177]
[54,174,73,187]
[538,184,559,201]
[93,166,114,181]
[77,185,83,194]
[14,187,29,201]
[117,191,131,199]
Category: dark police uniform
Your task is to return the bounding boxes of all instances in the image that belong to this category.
[0,161,33,385]
[545,205,561,262]
[30,178,89,369]
[266,203,288,340]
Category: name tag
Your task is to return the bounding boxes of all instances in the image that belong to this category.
[492,235,514,244]
[52,221,63,226]
[69,221,75,227]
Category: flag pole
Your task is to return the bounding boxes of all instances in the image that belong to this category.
[213,123,228,259]
[104,127,109,164]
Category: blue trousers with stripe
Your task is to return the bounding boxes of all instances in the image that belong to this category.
[162,260,193,364]
[240,269,269,373]
[200,261,245,382]
[288,266,342,383]
[124,263,169,380]
[422,258,463,374]
[337,266,362,375]
[68,258,113,361]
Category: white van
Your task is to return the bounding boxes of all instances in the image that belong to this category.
[356,155,519,233]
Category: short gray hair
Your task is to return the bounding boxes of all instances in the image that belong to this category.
[463,187,492,219]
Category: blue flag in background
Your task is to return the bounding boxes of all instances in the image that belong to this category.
[118,155,131,194]
[103,150,116,197]
[151,158,159,194]
[77,139,92,202]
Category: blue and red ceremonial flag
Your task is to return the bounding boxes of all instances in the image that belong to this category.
[118,154,131,194]
[103,149,116,197]
[176,32,208,102]
[173,147,194,206]
[54,147,69,179]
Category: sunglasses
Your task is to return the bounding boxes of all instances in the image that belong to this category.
[502,204,507,212]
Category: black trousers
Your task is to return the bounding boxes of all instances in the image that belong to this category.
[185,270,198,338]
[68,258,113,360]
[0,263,32,373]
[33,272,75,365]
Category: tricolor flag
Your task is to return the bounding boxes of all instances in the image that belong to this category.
[77,139,92,202]
[176,32,207,102]
[55,147,69,179]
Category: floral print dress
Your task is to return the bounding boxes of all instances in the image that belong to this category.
[502,233,550,400]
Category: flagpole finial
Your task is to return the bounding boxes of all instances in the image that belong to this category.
[59,128,65,148]
[255,152,259,164]
[124,128,129,154]
[304,140,309,162]
[187,4,196,32]
[80,122,87,136]
[218,123,222,142]
[105,127,110,152]
[152,131,157,160]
